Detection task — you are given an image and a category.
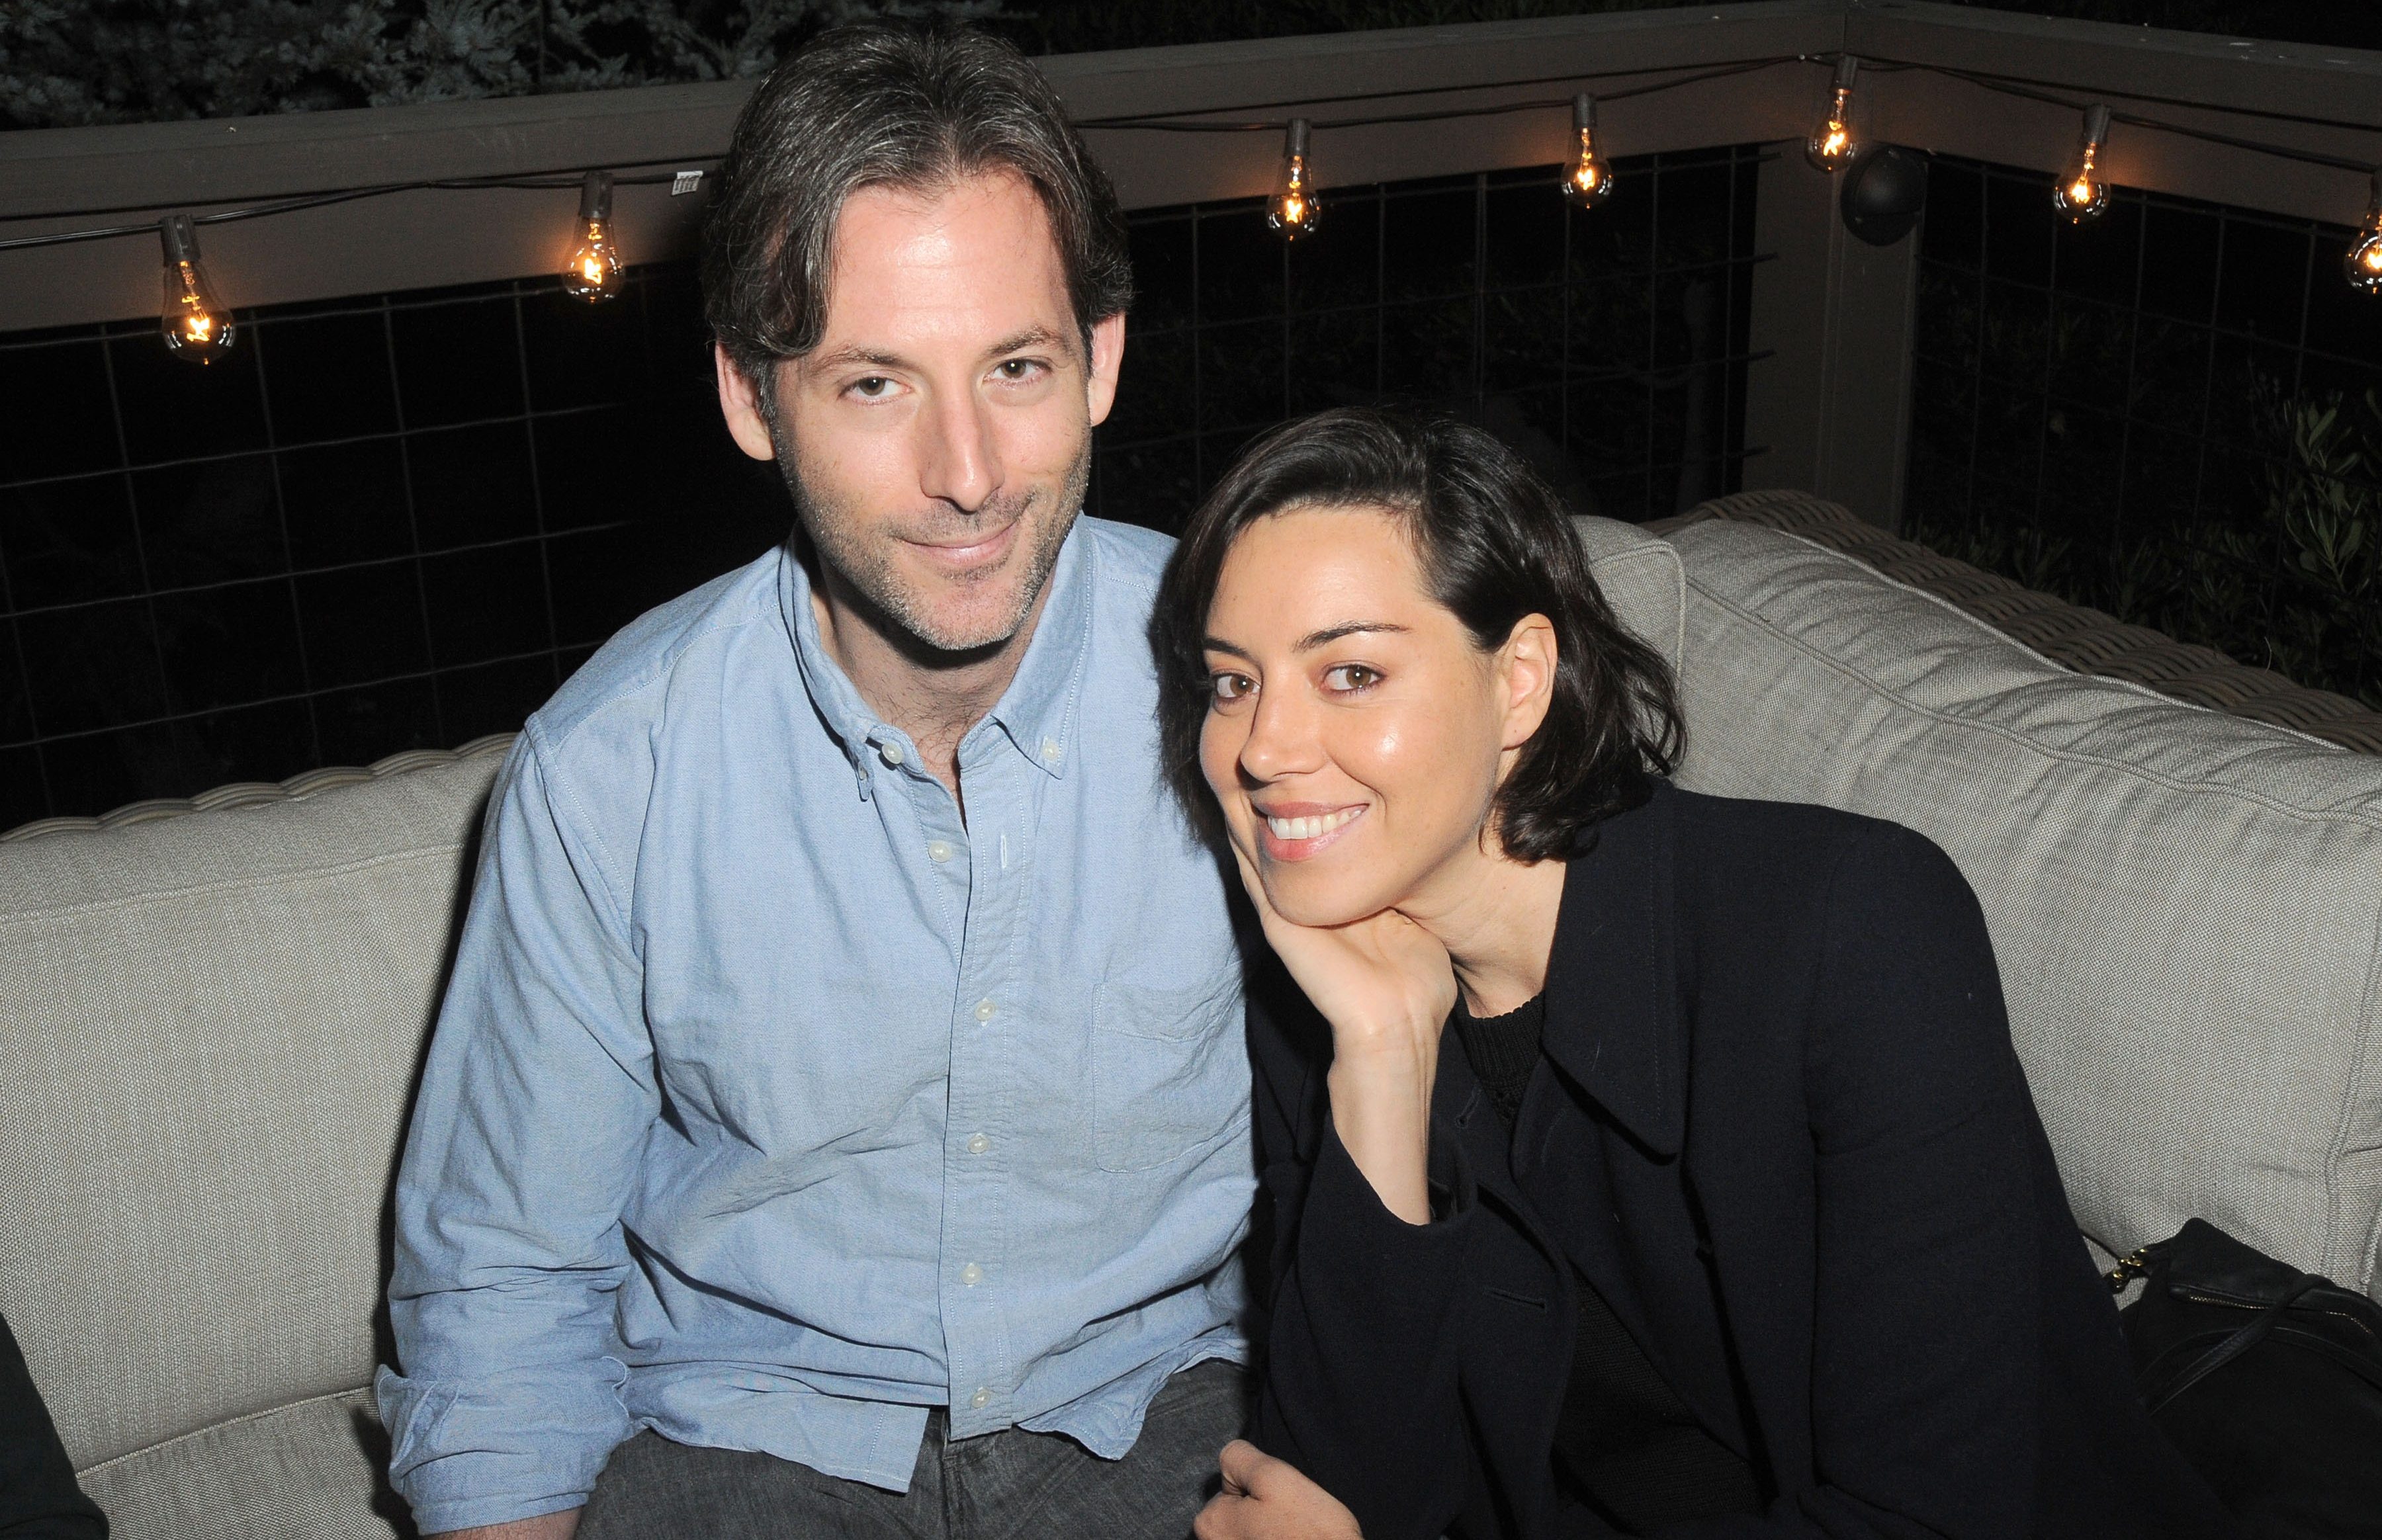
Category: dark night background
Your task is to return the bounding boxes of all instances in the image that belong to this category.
[0,0,2374,828]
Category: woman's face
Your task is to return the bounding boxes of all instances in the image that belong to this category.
[1198,503,1550,928]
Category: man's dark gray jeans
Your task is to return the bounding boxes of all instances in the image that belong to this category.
[576,1359,1250,1540]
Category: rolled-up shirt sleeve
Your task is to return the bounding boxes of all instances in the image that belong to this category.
[376,728,656,1535]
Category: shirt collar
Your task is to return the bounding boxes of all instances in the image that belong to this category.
[777,519,1094,791]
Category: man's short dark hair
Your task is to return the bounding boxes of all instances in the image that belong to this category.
[702,22,1133,414]
[1151,408,1686,863]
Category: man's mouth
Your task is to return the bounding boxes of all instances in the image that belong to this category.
[904,517,1020,571]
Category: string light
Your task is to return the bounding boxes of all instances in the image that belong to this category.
[7,50,2381,340]
[1564,94,1615,210]
[2347,171,2382,292]
[1268,118,1321,241]
[2053,105,2114,223]
[157,214,234,364]
[561,170,623,301]
[1806,56,1859,174]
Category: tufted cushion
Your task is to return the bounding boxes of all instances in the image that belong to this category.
[0,745,506,1536]
[75,1389,406,1540]
[1664,515,2382,1296]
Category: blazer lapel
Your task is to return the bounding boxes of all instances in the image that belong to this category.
[1516,781,1754,1456]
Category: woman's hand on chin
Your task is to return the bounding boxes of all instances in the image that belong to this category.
[1195,1441,1364,1540]
[1232,845,1452,1224]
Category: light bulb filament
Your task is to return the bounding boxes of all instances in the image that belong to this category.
[562,171,625,301]
[1564,94,1615,210]
[1268,119,1321,241]
[1804,58,1861,173]
[2348,171,2382,293]
[2054,105,2114,223]
[157,216,234,363]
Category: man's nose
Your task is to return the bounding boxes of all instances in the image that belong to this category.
[916,384,1001,513]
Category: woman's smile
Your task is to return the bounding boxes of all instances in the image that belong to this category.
[1256,802,1368,861]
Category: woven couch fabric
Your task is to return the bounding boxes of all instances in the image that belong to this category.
[1663,491,2382,755]
[1575,514,1687,677]
[1663,515,2382,1296]
[0,744,507,1539]
[75,1389,403,1540]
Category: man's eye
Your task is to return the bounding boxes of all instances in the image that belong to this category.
[1323,664,1381,693]
[994,359,1045,381]
[1209,672,1255,704]
[850,376,893,398]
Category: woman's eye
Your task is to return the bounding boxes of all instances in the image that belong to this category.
[1323,663,1381,693]
[1209,672,1255,704]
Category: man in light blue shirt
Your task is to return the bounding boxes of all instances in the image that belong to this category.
[376,24,1251,1539]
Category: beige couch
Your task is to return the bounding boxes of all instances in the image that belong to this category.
[5,495,2379,1539]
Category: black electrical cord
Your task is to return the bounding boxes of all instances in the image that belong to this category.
[0,163,701,253]
[1,47,2374,259]
[1861,57,2380,175]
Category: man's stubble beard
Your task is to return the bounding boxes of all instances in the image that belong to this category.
[773,427,1089,657]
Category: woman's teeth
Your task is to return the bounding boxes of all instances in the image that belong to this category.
[1266,808,1362,841]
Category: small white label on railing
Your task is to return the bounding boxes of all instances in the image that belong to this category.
[672,171,704,196]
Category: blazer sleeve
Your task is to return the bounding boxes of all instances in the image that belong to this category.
[1243,964,1480,1540]
[1669,821,2041,1540]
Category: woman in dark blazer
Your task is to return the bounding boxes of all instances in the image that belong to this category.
[1149,409,2238,1540]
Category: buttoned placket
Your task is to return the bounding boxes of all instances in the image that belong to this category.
[912,722,1042,1439]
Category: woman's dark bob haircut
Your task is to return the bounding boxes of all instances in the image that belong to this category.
[1151,408,1685,863]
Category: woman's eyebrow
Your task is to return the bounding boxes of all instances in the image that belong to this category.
[1202,622,1409,660]
[1295,622,1408,652]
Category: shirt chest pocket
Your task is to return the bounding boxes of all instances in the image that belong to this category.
[1090,964,1250,1174]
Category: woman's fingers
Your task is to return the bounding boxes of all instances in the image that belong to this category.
[1199,1443,1366,1539]
[1217,1438,1269,1494]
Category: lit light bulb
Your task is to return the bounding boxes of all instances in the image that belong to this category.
[562,170,623,302]
[1268,118,1321,241]
[2347,171,2382,293]
[1805,56,1860,174]
[1564,94,1615,210]
[157,214,234,364]
[2052,105,2114,224]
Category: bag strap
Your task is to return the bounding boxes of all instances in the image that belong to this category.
[2140,1274,2325,1415]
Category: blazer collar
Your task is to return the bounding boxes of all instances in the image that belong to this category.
[1535,776,1686,1160]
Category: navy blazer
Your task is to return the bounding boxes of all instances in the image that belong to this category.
[1245,779,2238,1540]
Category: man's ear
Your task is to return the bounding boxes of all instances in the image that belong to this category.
[715,342,779,463]
[1499,614,1559,751]
[1084,312,1127,428]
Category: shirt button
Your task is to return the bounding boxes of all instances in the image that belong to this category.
[960,1262,984,1286]
[969,1387,992,1410]
[926,839,954,863]
[965,1132,990,1155]
[878,741,904,767]
[973,998,996,1022]
[1040,738,1062,761]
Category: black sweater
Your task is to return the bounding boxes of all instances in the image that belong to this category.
[1245,779,2240,1540]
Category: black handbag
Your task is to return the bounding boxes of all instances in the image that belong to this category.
[2106,1219,2382,1538]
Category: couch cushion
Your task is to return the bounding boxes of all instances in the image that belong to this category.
[1575,515,1686,676]
[0,746,507,1480]
[76,1386,406,1540]
[1666,517,2382,1295]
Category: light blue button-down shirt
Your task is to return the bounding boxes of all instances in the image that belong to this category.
[377,517,1253,1535]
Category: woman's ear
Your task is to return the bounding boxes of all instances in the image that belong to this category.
[1498,615,1558,751]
